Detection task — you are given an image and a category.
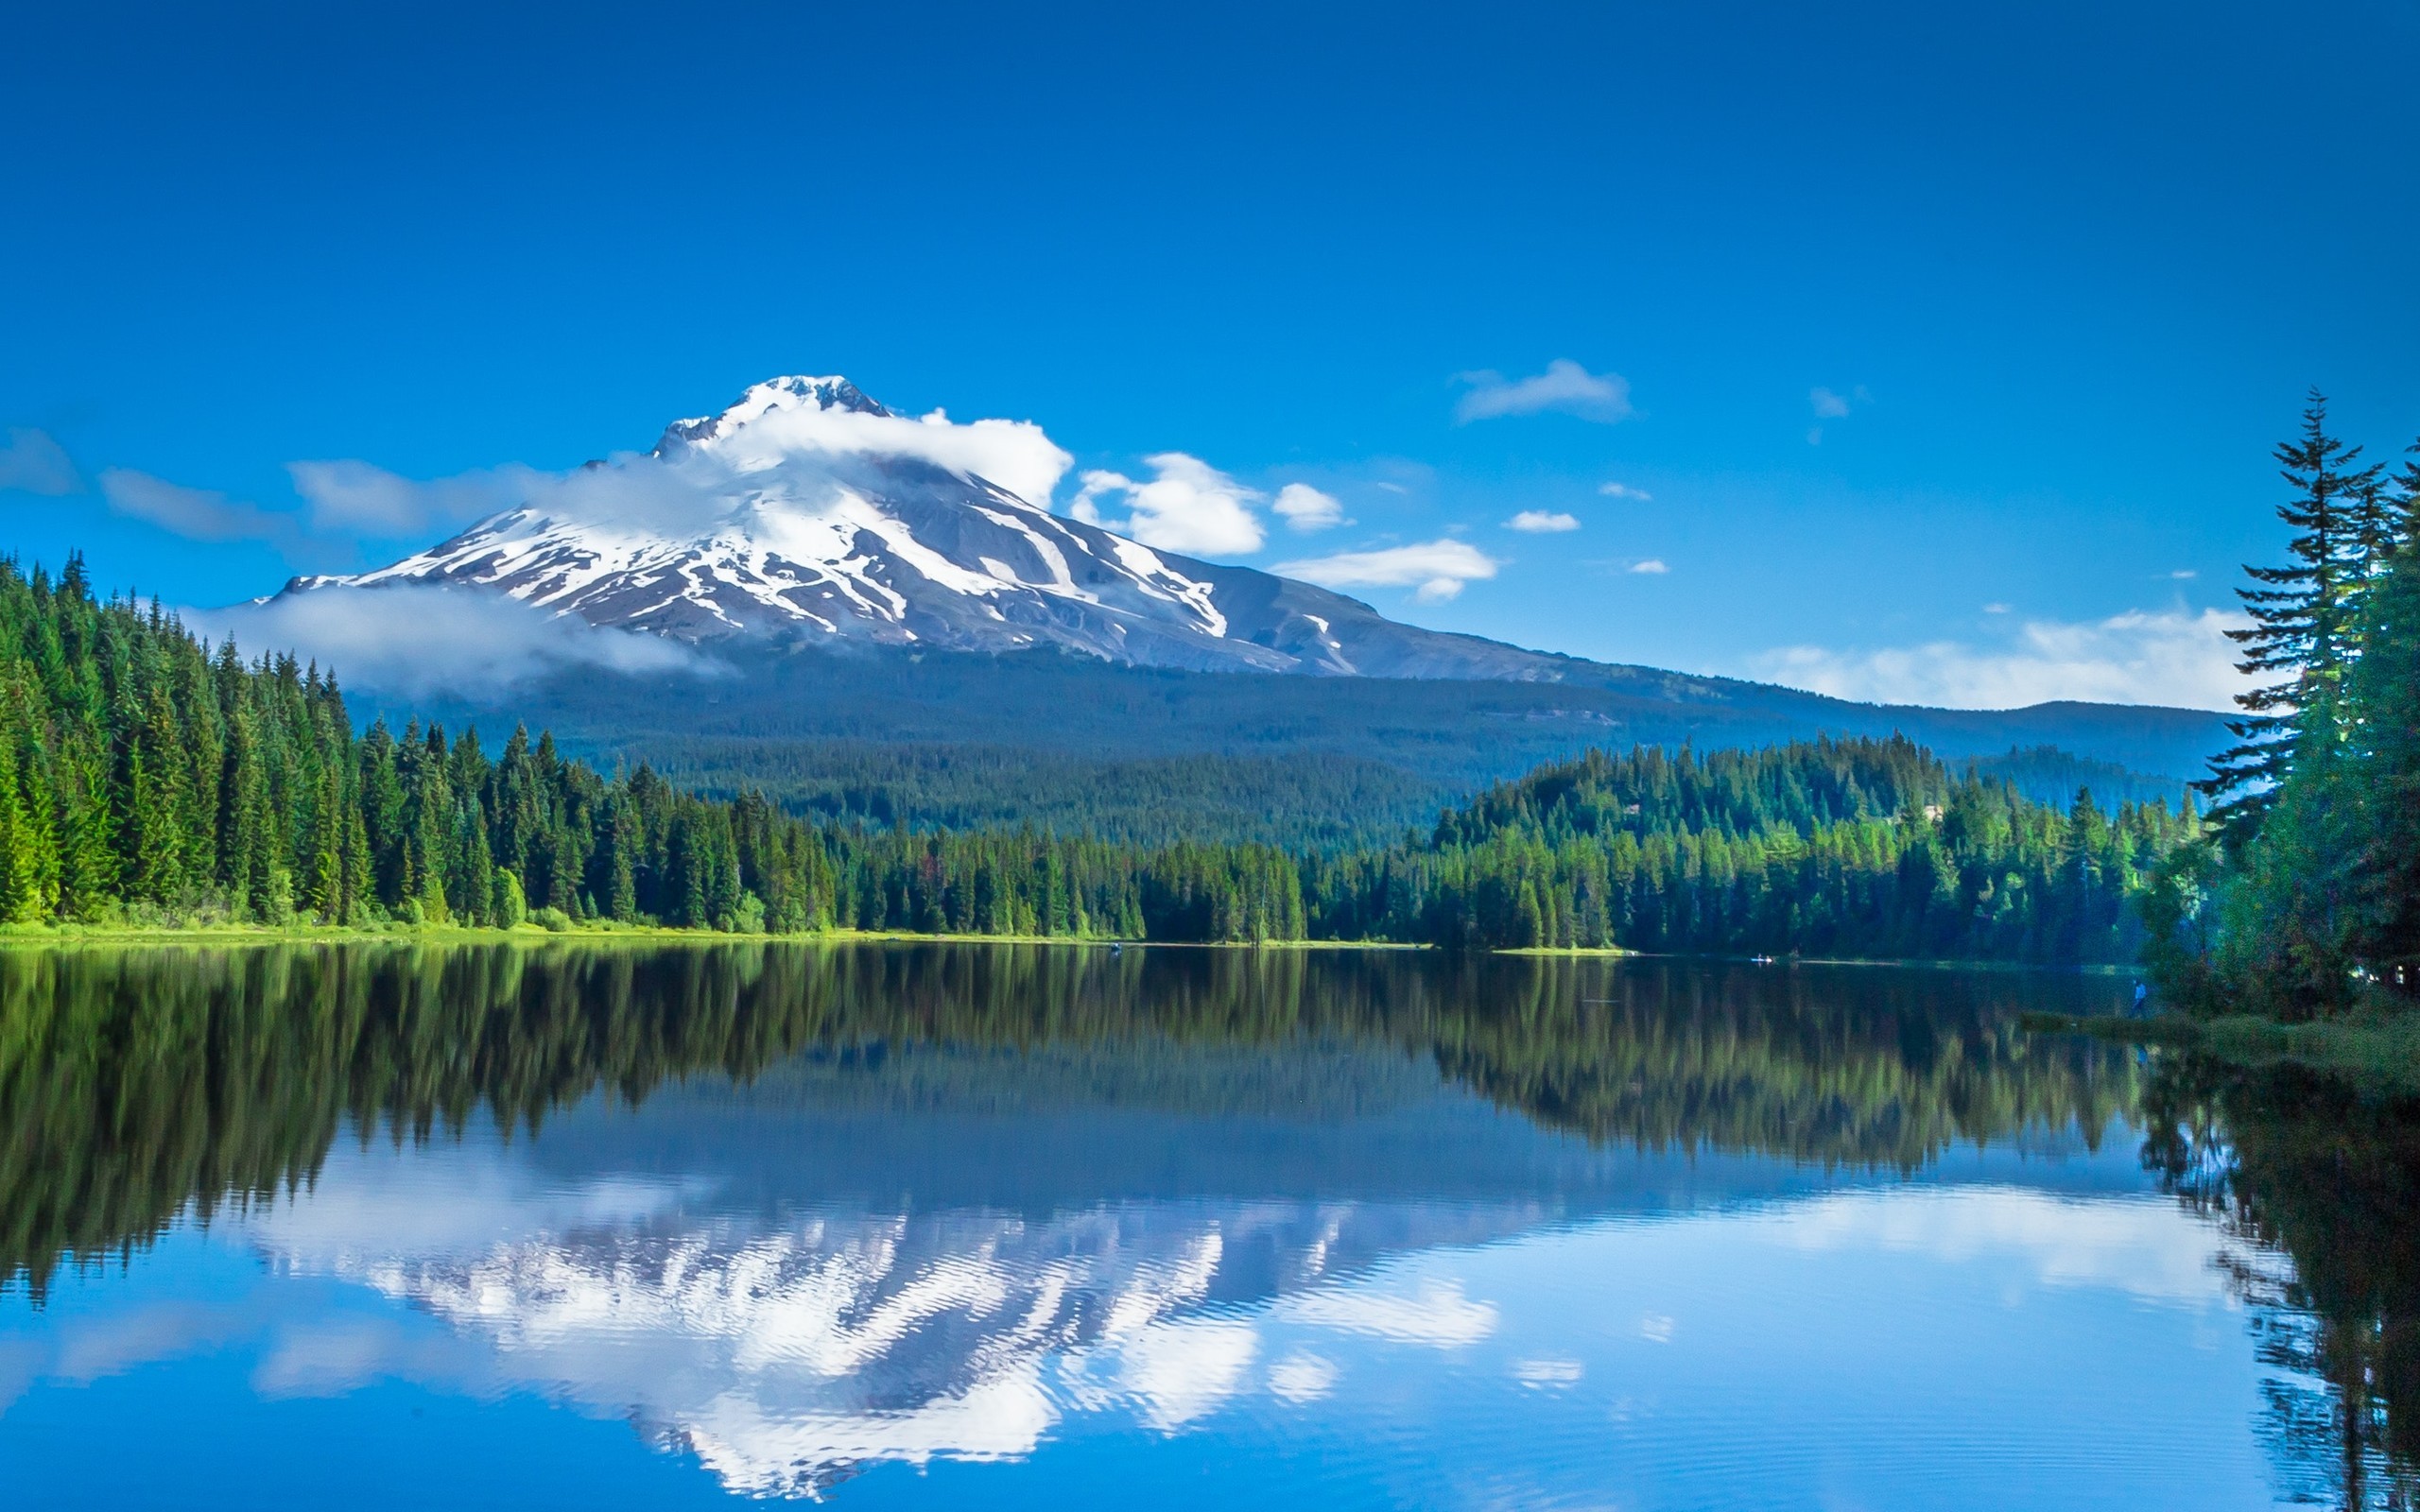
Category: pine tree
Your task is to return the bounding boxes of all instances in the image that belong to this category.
[307,767,342,922]
[2336,538,2420,991]
[2198,391,2383,840]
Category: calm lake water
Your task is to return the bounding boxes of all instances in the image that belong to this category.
[1,943,2412,1509]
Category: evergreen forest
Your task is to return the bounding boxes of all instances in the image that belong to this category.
[0,550,2188,964]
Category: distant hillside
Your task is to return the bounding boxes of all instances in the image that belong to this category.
[1965,746,2196,813]
[384,643,2225,847]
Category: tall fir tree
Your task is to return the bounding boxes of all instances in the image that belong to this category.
[2198,391,2383,840]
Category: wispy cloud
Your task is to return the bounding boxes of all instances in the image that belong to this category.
[286,460,535,539]
[98,469,316,557]
[1270,482,1344,532]
[1070,454,1265,556]
[195,583,711,695]
[1504,510,1580,534]
[1272,539,1500,602]
[1454,360,1632,424]
[1629,558,1668,575]
[1753,607,2249,710]
[1806,384,1870,445]
[0,428,81,495]
[1598,481,1651,501]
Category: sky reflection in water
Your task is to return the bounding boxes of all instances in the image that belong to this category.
[0,945,2373,1508]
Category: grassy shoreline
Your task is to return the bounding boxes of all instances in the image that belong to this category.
[2020,1008,2420,1091]
[0,921,1435,952]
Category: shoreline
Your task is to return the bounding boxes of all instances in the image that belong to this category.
[0,925,2152,971]
[0,923,1432,952]
[2019,1009,2420,1092]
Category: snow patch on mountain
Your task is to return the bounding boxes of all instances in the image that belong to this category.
[278,376,1576,681]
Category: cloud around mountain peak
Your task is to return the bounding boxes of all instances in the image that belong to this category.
[1071,453,1267,556]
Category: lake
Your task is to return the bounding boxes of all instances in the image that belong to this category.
[0,942,2411,1509]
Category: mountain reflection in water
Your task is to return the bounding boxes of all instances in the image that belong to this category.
[0,942,2411,1507]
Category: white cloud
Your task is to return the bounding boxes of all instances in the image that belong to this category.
[0,427,80,495]
[1266,1350,1339,1403]
[1598,482,1651,501]
[1753,606,2251,711]
[708,400,1072,513]
[1629,558,1668,575]
[286,460,536,539]
[1771,1188,2234,1307]
[1982,602,2012,614]
[1504,510,1580,534]
[1071,453,1265,557]
[99,469,307,554]
[194,582,710,694]
[283,388,1077,555]
[1272,539,1501,603]
[1275,1280,1498,1347]
[1512,1356,1586,1386]
[1454,360,1633,423]
[1271,482,1345,532]
[2170,569,2198,580]
[1806,385,1870,445]
[1109,1319,1259,1430]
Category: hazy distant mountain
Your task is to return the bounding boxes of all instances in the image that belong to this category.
[285,374,1576,680]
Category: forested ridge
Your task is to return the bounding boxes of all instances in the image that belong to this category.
[0,551,2187,962]
[1307,737,2190,958]
[599,734,2185,850]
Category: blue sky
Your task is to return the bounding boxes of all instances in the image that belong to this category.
[3,1,2416,708]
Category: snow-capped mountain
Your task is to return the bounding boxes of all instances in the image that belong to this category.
[283,375,1572,680]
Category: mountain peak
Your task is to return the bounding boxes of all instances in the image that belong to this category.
[655,374,892,453]
[295,374,1577,682]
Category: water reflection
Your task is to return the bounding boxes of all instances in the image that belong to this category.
[2142,1056,2420,1509]
[0,944,2135,1301]
[0,943,2402,1505]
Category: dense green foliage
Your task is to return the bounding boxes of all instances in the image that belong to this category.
[2157,397,2420,1015]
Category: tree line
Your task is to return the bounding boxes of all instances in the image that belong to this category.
[0,551,2187,962]
[2147,392,2420,1015]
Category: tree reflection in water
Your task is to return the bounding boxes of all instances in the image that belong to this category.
[2142,1056,2420,1510]
[1,941,2135,1303]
